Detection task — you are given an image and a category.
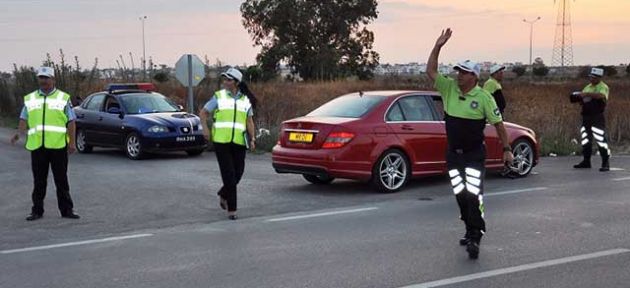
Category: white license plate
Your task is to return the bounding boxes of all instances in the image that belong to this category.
[176,136,196,142]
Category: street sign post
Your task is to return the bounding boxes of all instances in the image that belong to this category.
[175,54,205,113]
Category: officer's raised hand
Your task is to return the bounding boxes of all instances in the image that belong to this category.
[435,28,452,48]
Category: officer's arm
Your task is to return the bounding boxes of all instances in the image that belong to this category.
[246,116,255,140]
[67,121,76,148]
[199,108,211,136]
[494,122,514,165]
[494,122,510,151]
[427,28,452,82]
[11,120,27,145]
[580,92,606,100]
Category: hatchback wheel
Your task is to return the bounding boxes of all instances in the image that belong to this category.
[125,133,145,160]
[372,149,410,193]
[76,129,93,153]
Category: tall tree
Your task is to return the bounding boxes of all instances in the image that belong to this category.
[241,0,379,81]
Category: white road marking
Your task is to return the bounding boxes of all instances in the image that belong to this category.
[0,233,154,255]
[612,177,630,182]
[486,187,548,197]
[266,207,378,222]
[399,248,630,288]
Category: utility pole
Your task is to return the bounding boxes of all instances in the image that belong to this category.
[523,17,541,71]
[140,16,147,81]
[552,0,574,69]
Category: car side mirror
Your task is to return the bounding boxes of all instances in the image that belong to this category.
[177,105,184,111]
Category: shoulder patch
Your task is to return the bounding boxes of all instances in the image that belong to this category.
[470,101,479,109]
[494,108,501,116]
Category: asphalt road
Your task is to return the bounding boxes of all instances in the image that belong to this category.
[1,127,630,288]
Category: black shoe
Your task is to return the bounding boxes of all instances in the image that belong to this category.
[459,237,470,246]
[228,214,238,220]
[61,212,80,219]
[26,214,43,221]
[600,160,610,172]
[466,241,480,259]
[573,161,591,169]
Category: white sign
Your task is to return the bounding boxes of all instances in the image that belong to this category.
[175,54,205,87]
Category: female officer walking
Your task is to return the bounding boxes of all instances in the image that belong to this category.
[200,68,257,220]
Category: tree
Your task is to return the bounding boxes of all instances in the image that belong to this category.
[626,63,630,76]
[532,66,549,77]
[532,57,549,77]
[241,0,380,81]
[512,66,526,77]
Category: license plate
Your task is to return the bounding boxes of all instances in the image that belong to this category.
[289,132,314,143]
[176,136,196,142]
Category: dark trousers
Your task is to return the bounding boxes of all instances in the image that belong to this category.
[214,142,247,212]
[580,114,610,161]
[446,147,486,243]
[30,147,74,215]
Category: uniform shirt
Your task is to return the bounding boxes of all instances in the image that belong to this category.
[581,81,609,116]
[19,88,77,121]
[203,90,254,116]
[483,77,506,115]
[434,74,502,151]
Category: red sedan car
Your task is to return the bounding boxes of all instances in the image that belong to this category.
[272,91,539,193]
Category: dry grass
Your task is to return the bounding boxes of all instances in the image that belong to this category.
[3,74,628,155]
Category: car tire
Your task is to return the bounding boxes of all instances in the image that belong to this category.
[125,132,145,160]
[186,149,205,157]
[302,174,335,185]
[506,139,535,177]
[372,149,410,193]
[75,129,93,153]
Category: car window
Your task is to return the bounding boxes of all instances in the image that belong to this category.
[307,95,386,118]
[120,93,179,114]
[386,102,405,122]
[105,96,121,112]
[431,96,445,120]
[398,96,433,121]
[85,94,105,111]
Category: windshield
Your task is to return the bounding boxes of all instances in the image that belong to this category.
[307,94,386,118]
[120,93,179,114]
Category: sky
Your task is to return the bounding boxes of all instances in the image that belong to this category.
[1,0,629,72]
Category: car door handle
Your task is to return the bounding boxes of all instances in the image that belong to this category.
[401,125,414,131]
[98,116,103,121]
[77,114,85,119]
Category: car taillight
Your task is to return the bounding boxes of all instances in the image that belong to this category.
[322,132,355,149]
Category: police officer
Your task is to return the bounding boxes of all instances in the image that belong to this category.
[199,68,257,220]
[10,67,80,221]
[483,65,507,116]
[573,67,610,172]
[426,29,514,259]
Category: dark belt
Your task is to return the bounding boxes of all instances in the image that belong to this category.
[449,145,484,155]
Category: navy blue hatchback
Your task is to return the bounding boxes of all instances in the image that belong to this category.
[73,83,207,160]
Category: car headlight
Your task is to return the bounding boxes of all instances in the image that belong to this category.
[148,125,169,133]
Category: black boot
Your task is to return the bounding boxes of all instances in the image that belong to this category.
[573,159,591,169]
[600,157,610,172]
[466,241,480,259]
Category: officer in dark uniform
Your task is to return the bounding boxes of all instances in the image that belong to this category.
[573,67,610,172]
[426,28,514,259]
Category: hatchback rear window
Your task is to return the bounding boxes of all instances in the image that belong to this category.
[307,95,386,118]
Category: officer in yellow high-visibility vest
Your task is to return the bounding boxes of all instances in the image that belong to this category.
[10,67,80,221]
[572,67,611,172]
[199,68,257,220]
